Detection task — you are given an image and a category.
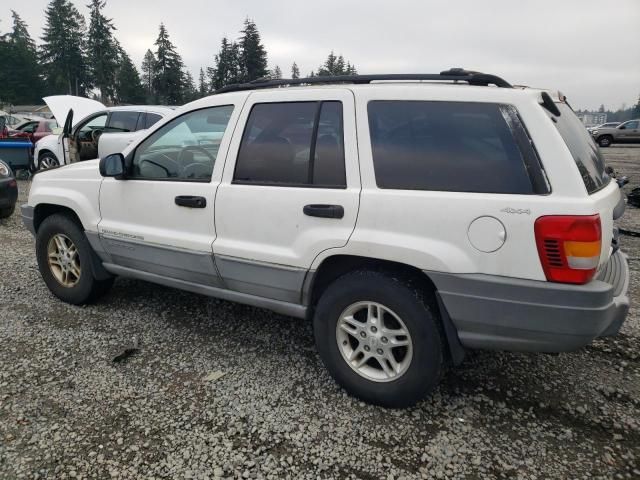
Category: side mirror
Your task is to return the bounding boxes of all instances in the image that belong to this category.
[99,153,126,179]
[619,125,626,130]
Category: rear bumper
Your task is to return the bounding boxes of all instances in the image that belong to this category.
[0,177,18,209]
[428,250,630,353]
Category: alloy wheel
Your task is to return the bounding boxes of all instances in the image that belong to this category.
[47,234,81,288]
[336,301,413,382]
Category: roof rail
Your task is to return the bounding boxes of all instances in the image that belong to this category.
[213,68,512,94]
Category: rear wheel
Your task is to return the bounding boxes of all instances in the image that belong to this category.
[313,270,443,408]
[38,152,59,170]
[36,214,113,304]
[597,135,613,147]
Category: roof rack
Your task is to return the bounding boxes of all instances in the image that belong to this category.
[213,68,512,94]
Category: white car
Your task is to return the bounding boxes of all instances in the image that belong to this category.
[33,96,173,170]
[22,69,630,408]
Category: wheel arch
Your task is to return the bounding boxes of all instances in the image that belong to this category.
[33,203,84,233]
[305,254,465,364]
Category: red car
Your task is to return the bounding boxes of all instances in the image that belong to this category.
[9,119,59,143]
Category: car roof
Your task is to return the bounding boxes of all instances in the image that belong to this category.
[105,105,174,114]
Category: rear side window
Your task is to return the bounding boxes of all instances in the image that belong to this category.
[107,111,140,133]
[368,101,545,194]
[552,104,609,193]
[234,101,346,188]
[144,113,163,129]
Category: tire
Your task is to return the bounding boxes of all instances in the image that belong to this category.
[0,205,14,219]
[36,213,113,304]
[313,270,443,408]
[38,151,60,170]
[597,135,613,148]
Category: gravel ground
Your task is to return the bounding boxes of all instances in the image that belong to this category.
[1,146,639,480]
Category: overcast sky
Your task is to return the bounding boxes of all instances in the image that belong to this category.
[2,0,639,110]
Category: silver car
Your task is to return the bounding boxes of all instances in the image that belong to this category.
[591,119,640,147]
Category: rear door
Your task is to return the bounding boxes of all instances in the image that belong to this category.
[213,88,360,303]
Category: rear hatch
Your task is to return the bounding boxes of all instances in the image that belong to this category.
[549,100,622,269]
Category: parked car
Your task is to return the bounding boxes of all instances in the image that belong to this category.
[22,69,630,408]
[9,119,59,144]
[33,96,173,170]
[0,160,17,218]
[591,119,640,147]
[0,111,32,128]
[587,122,620,134]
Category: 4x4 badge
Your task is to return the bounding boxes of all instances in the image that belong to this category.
[501,207,531,215]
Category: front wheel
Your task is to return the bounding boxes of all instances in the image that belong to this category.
[313,270,443,408]
[36,213,113,304]
[38,152,60,170]
[597,135,613,148]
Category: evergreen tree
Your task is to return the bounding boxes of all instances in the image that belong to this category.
[270,65,282,79]
[239,18,268,82]
[209,37,242,90]
[0,11,44,104]
[182,70,197,102]
[198,67,208,97]
[40,0,90,95]
[114,46,145,104]
[153,23,185,105]
[86,0,119,102]
[634,95,640,118]
[291,62,300,79]
[10,10,36,51]
[316,51,357,76]
[141,49,156,101]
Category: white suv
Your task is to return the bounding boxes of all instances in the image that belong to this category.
[34,96,173,170]
[22,69,630,408]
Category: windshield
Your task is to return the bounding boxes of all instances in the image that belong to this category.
[551,104,610,194]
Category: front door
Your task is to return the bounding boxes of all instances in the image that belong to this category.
[98,103,239,286]
[213,88,360,303]
[619,120,640,142]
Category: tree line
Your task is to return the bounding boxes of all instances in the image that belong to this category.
[0,0,358,107]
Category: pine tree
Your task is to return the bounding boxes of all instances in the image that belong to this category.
[0,11,44,104]
[10,10,36,51]
[209,37,242,90]
[182,70,197,102]
[270,65,282,79]
[198,67,208,97]
[114,46,145,104]
[291,62,300,79]
[141,49,156,101]
[316,51,357,76]
[40,0,90,95]
[634,95,640,118]
[239,18,268,82]
[153,23,185,105]
[86,0,119,102]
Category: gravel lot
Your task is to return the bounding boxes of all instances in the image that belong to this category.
[1,146,639,480]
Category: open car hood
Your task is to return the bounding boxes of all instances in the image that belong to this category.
[43,96,105,128]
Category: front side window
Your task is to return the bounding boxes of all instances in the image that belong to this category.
[107,111,140,133]
[368,101,541,194]
[77,113,107,140]
[622,120,639,130]
[130,105,234,181]
[234,101,346,187]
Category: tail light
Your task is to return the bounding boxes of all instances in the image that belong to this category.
[534,214,602,284]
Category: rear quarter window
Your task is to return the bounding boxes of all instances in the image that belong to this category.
[368,101,546,194]
[551,104,609,194]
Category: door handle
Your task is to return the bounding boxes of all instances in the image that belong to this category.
[303,204,344,219]
[175,195,207,208]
